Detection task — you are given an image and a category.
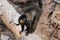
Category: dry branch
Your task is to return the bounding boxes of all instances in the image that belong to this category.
[1,14,21,40]
[0,0,21,40]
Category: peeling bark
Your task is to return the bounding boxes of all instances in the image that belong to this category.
[35,0,58,40]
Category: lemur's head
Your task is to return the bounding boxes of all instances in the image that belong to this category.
[18,14,27,25]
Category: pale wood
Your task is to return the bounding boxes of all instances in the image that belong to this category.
[0,10,21,40]
[0,0,21,40]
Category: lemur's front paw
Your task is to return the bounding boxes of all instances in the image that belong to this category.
[20,30,23,34]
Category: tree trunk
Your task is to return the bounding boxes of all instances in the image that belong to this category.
[35,0,58,40]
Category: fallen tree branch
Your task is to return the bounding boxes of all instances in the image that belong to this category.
[0,0,21,40]
[1,15,21,40]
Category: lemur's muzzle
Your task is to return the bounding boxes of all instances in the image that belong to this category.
[19,19,25,25]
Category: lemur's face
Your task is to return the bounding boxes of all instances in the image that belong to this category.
[19,19,25,25]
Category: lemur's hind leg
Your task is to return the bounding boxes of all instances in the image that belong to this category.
[20,25,24,34]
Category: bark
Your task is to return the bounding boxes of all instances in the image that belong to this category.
[35,0,58,40]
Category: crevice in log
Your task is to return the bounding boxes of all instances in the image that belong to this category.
[38,0,42,8]
[23,5,42,33]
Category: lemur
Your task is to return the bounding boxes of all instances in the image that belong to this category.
[16,14,31,35]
